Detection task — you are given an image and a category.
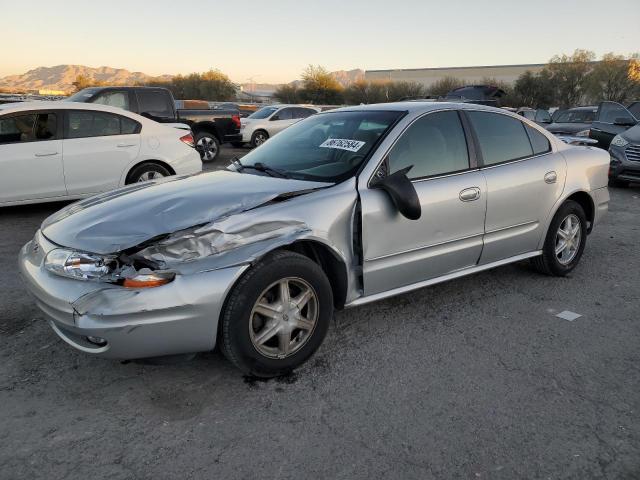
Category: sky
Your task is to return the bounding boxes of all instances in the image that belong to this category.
[1,0,639,83]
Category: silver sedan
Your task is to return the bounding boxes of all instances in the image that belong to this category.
[19,102,610,377]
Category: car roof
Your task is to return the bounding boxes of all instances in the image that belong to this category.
[0,100,144,118]
[331,101,509,115]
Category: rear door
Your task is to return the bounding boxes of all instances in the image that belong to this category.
[62,109,141,195]
[465,111,565,264]
[590,101,638,149]
[0,110,66,203]
[360,109,487,295]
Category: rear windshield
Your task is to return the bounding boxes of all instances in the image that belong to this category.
[555,109,596,123]
[248,106,279,119]
[238,110,404,182]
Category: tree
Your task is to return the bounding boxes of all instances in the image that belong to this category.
[274,84,300,103]
[585,52,640,104]
[144,69,236,101]
[512,70,556,108]
[72,74,105,91]
[385,81,425,101]
[298,65,344,104]
[427,76,463,97]
[545,49,595,108]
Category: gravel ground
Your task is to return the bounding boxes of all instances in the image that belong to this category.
[1,150,639,479]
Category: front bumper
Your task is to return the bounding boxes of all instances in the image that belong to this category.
[19,231,247,359]
[609,145,640,183]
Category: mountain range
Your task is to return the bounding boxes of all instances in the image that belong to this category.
[0,65,366,94]
[0,65,172,93]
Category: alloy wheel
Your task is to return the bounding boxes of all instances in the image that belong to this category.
[196,136,218,161]
[249,277,319,359]
[137,170,166,182]
[555,214,582,265]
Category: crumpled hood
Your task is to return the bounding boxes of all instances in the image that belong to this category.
[41,170,330,254]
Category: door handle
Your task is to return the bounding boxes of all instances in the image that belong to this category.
[544,171,557,184]
[459,187,481,202]
[117,143,136,147]
[34,151,58,157]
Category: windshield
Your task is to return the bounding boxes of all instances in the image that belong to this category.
[238,110,404,182]
[64,88,101,102]
[248,106,279,119]
[555,109,596,123]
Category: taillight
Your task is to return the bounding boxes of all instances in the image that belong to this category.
[232,114,241,130]
[180,133,195,148]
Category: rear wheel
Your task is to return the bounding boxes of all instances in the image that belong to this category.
[126,162,171,184]
[220,251,333,377]
[195,132,220,162]
[250,130,269,148]
[531,200,587,276]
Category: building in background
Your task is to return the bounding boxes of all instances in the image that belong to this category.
[365,63,546,88]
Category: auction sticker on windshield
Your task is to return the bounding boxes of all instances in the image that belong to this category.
[319,138,365,152]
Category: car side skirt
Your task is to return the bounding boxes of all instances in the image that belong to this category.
[345,250,542,308]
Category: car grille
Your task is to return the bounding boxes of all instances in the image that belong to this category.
[626,144,640,162]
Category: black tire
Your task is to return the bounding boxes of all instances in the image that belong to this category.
[195,132,220,162]
[608,177,629,188]
[231,142,245,148]
[126,162,171,184]
[250,130,269,148]
[531,200,587,276]
[220,250,333,377]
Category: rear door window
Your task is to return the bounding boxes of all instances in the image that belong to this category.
[467,111,533,166]
[65,111,139,138]
[92,90,130,111]
[136,90,173,118]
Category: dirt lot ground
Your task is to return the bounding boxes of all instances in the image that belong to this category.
[1,148,639,479]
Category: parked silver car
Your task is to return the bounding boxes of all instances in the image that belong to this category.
[19,102,610,377]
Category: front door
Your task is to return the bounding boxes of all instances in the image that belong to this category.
[360,110,487,296]
[590,101,638,149]
[268,107,298,136]
[0,111,66,203]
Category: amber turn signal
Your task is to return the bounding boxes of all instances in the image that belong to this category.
[123,273,173,288]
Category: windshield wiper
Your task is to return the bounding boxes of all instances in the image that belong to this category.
[243,162,290,179]
[229,156,244,172]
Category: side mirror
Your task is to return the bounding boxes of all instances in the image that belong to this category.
[270,115,280,121]
[614,117,636,127]
[371,166,421,220]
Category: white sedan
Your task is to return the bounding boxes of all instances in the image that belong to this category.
[239,104,320,148]
[0,101,202,206]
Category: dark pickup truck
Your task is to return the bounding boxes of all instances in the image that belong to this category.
[66,86,242,161]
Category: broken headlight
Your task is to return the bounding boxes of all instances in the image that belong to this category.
[44,249,117,281]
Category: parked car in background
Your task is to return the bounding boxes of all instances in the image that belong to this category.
[19,102,609,376]
[0,101,201,206]
[66,86,242,161]
[544,106,597,137]
[442,85,506,106]
[589,101,640,149]
[608,122,640,187]
[237,104,320,148]
[516,107,552,125]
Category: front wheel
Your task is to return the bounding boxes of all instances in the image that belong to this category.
[531,200,587,276]
[195,132,220,162]
[220,251,333,377]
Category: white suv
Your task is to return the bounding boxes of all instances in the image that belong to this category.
[238,104,320,147]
